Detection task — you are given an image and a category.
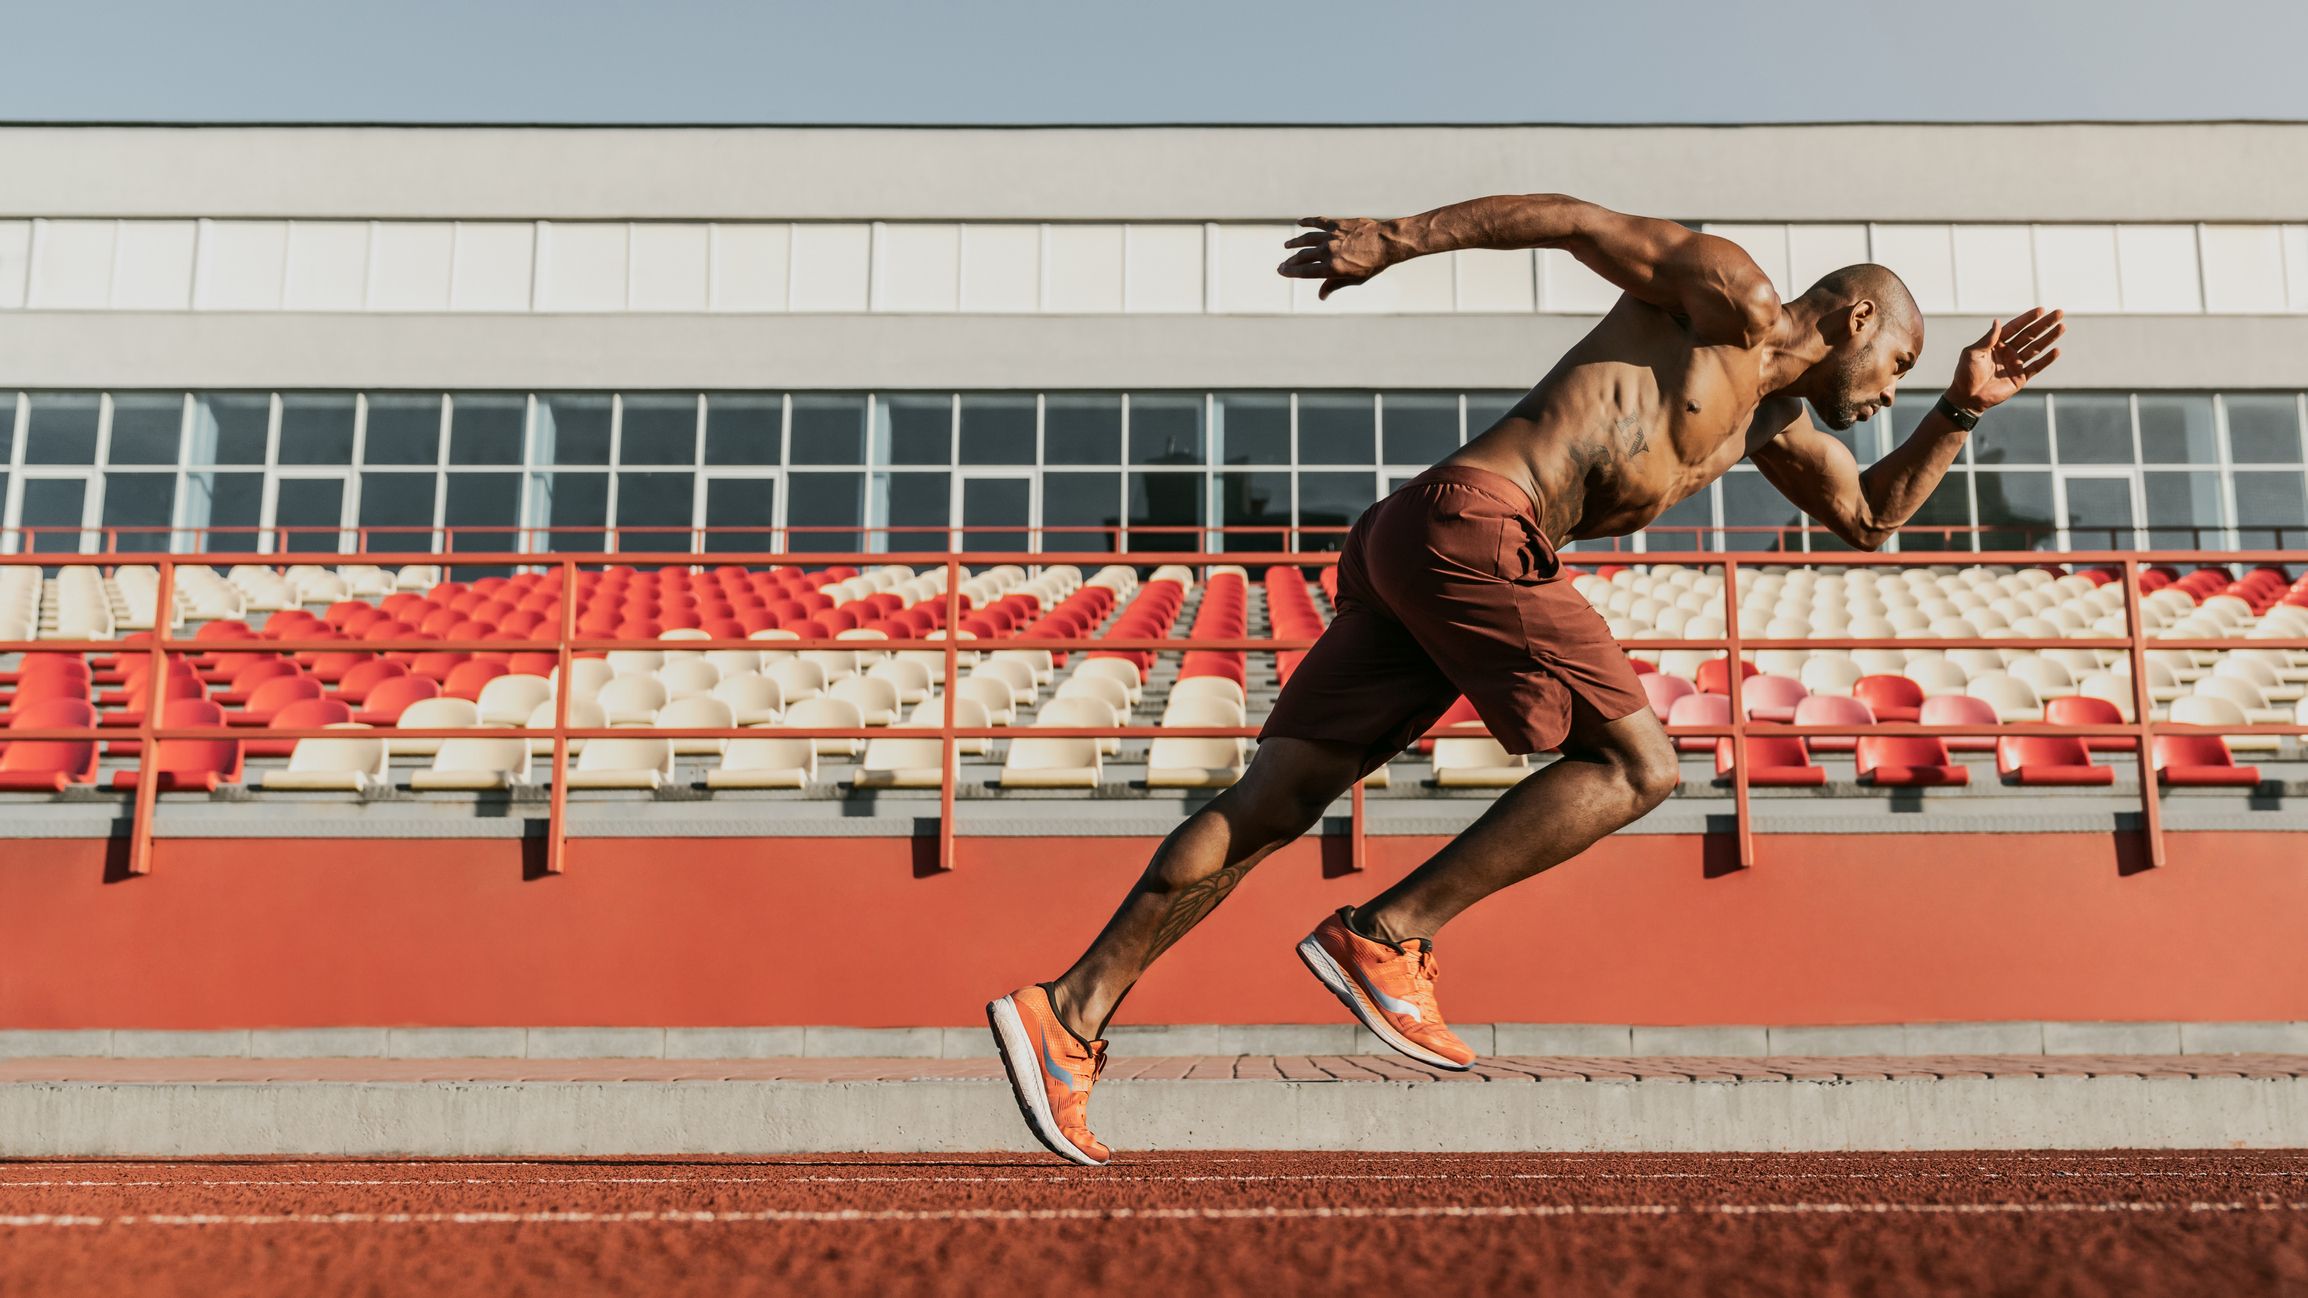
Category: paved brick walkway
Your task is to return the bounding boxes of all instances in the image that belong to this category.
[5,1054,2305,1084]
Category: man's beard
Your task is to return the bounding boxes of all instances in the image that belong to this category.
[1817,351,1870,429]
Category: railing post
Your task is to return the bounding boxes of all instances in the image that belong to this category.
[1719,556,1754,869]
[124,559,177,877]
[1348,777,1367,874]
[938,555,962,873]
[2117,557,2166,868]
[545,559,576,875]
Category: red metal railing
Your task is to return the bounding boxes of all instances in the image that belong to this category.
[2,545,2303,878]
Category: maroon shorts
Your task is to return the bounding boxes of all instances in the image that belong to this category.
[1260,464,1648,771]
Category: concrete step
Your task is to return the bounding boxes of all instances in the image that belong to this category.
[7,1054,2305,1157]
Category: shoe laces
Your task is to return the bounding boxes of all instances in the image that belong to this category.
[1056,1041,1105,1134]
[1400,943,1444,1019]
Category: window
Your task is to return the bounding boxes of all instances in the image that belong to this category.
[959,395,1035,464]
[614,470,695,551]
[358,472,439,552]
[1218,470,1288,552]
[1972,392,2049,465]
[444,472,521,555]
[704,394,782,466]
[1466,390,1525,435]
[1296,393,1377,465]
[1381,394,1460,465]
[106,394,184,465]
[184,472,264,551]
[534,395,612,466]
[1720,469,1799,551]
[879,395,952,465]
[1043,395,1122,465]
[1128,470,1203,553]
[786,471,866,553]
[533,471,608,550]
[789,395,868,465]
[1644,487,1713,552]
[2136,395,2217,464]
[2233,470,2308,548]
[363,395,443,466]
[2142,470,2224,548]
[101,472,176,552]
[1042,470,1120,551]
[885,471,948,551]
[447,394,526,465]
[1975,471,2055,551]
[619,395,698,466]
[278,394,356,465]
[1296,471,1374,549]
[1900,469,1974,552]
[1215,394,1289,465]
[2225,394,2302,464]
[2053,395,2132,466]
[1128,394,1203,465]
[24,394,100,464]
[190,394,271,465]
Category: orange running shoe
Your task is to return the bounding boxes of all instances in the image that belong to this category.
[1296,907,1476,1070]
[987,984,1112,1166]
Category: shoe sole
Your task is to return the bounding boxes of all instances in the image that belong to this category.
[1294,934,1473,1072]
[986,995,1108,1167]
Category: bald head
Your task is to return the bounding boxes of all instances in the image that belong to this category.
[1807,262,1923,344]
[1797,262,1925,431]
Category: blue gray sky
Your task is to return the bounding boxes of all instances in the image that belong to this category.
[8,0,2305,124]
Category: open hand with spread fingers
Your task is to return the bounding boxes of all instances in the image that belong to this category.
[1278,217,1395,300]
[1949,307,2065,412]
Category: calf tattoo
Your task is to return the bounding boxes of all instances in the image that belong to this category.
[1148,860,1256,955]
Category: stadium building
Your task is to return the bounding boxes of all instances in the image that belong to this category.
[2,122,2305,1059]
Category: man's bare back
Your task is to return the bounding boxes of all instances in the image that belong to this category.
[1284,196,2064,551]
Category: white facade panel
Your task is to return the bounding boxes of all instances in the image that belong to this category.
[450,222,536,312]
[1951,224,2035,314]
[1539,248,1622,312]
[1452,248,1535,313]
[0,221,29,309]
[1866,225,1956,313]
[1702,224,1792,298]
[30,220,117,310]
[2287,225,2308,312]
[957,224,1039,313]
[1786,224,1869,295]
[1308,246,1453,314]
[629,224,711,312]
[709,224,790,312]
[109,220,196,311]
[2197,225,2286,314]
[192,220,287,311]
[2116,225,2204,314]
[1123,224,1202,313]
[2032,225,2122,313]
[1208,223,1294,314]
[282,222,370,311]
[787,222,871,312]
[1043,224,1125,313]
[366,222,455,312]
[870,222,961,313]
[536,222,629,313]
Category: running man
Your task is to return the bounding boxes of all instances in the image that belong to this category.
[989,192,2067,1164]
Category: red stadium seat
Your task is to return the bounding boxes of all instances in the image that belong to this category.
[213,657,302,706]
[2043,695,2134,753]
[441,660,509,702]
[1694,656,1759,696]
[1852,674,1924,723]
[1640,672,1695,718]
[0,698,101,790]
[2152,733,2260,787]
[1738,674,1808,723]
[1792,693,1874,754]
[1855,735,1969,787]
[1665,692,1730,754]
[355,674,442,726]
[113,699,243,792]
[1918,694,2000,753]
[1714,735,1826,786]
[1995,735,2114,786]
[334,659,409,705]
[233,675,325,725]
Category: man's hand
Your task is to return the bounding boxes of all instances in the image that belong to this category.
[1949,307,2066,412]
[1278,217,1397,300]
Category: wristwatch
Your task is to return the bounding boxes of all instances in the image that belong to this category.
[1933,392,1983,431]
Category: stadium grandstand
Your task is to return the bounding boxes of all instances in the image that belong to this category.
[0,120,2305,1051]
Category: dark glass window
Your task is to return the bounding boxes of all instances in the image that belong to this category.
[1380,394,1459,465]
[278,394,357,465]
[886,470,949,551]
[187,471,265,551]
[1975,470,2056,551]
[789,395,868,465]
[1043,395,1122,465]
[364,395,443,466]
[24,394,101,464]
[1971,392,2050,465]
[1901,469,1975,552]
[1127,470,1203,553]
[614,470,695,551]
[2136,395,2217,464]
[704,394,782,466]
[536,471,608,551]
[2233,470,2308,548]
[1128,394,1203,465]
[619,396,699,466]
[1295,393,1376,465]
[358,472,438,553]
[2053,394,2132,465]
[881,395,952,465]
[2225,394,2302,464]
[2142,470,2223,548]
[535,395,613,466]
[786,471,866,553]
[959,395,1036,464]
[1720,469,1801,552]
[1644,486,1713,552]
[1215,394,1289,465]
[444,472,522,557]
[2062,476,2135,549]
[19,477,87,553]
[1296,471,1374,550]
[1218,469,1288,553]
[448,394,526,465]
[107,395,184,465]
[101,472,176,553]
[1042,470,1120,552]
[1465,390,1527,436]
[191,394,271,465]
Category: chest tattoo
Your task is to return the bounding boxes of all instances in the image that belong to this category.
[1614,412,1649,457]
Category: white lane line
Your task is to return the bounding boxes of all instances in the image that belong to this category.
[2,1201,2306,1228]
[5,1169,2306,1190]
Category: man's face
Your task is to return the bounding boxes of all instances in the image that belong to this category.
[1815,308,1919,430]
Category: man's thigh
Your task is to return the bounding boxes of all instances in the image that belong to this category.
[1259,603,1460,778]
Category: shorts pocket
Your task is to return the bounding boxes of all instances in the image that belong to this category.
[1493,515,1561,585]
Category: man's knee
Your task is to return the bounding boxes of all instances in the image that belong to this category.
[1565,726,1680,813]
[1217,741,1361,845]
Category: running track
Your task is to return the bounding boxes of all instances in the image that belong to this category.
[4,1151,2305,1295]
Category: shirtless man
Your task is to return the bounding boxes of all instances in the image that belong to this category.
[988,192,2067,1165]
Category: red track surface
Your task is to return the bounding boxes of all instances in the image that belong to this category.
[4,1151,2306,1296]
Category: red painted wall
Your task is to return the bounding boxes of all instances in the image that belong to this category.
[2,832,2302,1030]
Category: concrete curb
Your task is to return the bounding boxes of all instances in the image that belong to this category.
[7,1073,2305,1156]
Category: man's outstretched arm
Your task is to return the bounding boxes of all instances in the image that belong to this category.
[1749,308,2067,551]
[1280,195,1778,345]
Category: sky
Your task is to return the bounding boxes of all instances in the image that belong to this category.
[6,0,2306,124]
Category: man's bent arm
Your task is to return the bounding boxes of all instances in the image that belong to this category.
[1748,400,1970,552]
[1283,195,1776,344]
